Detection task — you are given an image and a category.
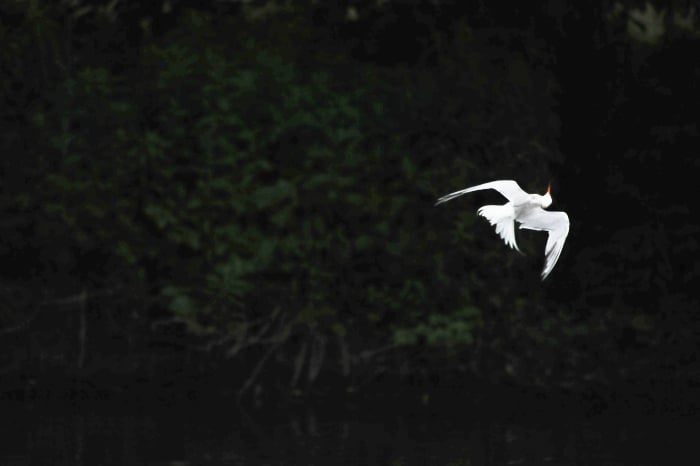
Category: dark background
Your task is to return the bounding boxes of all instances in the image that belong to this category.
[1,0,699,412]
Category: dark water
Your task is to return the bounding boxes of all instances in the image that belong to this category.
[1,393,698,465]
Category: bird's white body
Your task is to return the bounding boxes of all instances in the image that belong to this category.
[436,180,569,280]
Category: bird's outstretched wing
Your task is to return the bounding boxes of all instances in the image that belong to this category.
[518,209,569,280]
[435,180,529,205]
[477,204,521,253]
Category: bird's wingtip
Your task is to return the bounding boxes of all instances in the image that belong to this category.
[540,267,551,280]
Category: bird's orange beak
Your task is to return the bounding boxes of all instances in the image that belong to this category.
[546,184,551,195]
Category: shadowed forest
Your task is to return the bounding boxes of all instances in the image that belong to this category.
[1,0,700,412]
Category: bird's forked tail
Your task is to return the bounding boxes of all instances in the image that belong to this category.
[477,204,521,253]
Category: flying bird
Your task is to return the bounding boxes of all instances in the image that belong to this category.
[436,180,569,280]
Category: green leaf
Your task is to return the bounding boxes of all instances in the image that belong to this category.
[393,328,418,346]
[251,179,294,209]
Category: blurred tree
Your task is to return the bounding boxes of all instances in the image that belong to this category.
[1,0,699,400]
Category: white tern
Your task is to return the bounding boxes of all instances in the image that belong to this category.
[436,180,569,280]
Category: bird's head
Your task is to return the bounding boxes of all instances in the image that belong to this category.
[541,184,552,208]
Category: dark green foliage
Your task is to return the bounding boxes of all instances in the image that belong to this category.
[5,7,555,389]
[2,1,700,398]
